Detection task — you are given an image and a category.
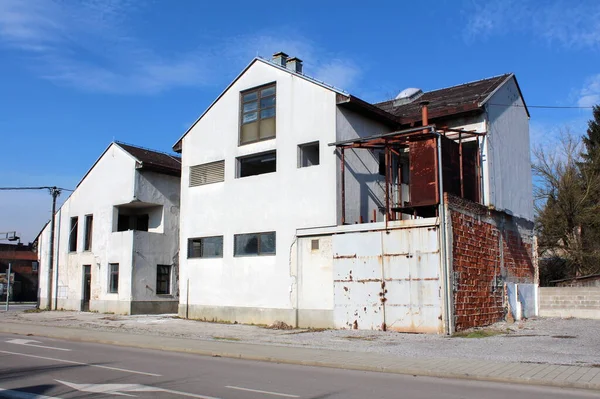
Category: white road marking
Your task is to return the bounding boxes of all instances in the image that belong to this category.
[0,350,161,377]
[0,388,63,399]
[6,339,71,352]
[225,385,300,398]
[56,380,221,399]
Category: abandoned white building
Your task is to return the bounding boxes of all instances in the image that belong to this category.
[38,142,181,314]
[174,52,537,333]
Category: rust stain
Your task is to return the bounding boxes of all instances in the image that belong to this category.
[333,254,357,259]
[343,286,349,292]
[356,279,381,283]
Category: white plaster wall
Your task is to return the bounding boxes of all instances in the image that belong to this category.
[180,61,338,316]
[485,77,534,221]
[132,171,181,302]
[296,235,333,310]
[335,108,392,224]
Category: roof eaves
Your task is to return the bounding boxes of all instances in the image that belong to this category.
[337,94,402,127]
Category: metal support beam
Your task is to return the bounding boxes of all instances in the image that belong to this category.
[340,148,346,225]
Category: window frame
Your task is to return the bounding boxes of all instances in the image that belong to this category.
[233,231,276,257]
[187,236,224,259]
[69,217,79,253]
[84,214,93,251]
[108,263,119,294]
[236,150,277,178]
[298,141,320,168]
[156,264,171,295]
[239,82,276,146]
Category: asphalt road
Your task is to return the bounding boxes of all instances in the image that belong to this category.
[0,332,598,399]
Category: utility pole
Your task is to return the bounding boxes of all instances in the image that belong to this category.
[5,262,11,311]
[0,186,70,310]
[47,187,61,310]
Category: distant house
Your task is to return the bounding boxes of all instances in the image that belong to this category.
[38,142,181,314]
[0,243,38,301]
[173,52,536,333]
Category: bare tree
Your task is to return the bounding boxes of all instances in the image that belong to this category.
[533,129,600,280]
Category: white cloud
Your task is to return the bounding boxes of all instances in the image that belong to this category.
[0,2,363,94]
[577,74,600,107]
[463,0,600,49]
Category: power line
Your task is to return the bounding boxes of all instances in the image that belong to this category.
[0,186,73,192]
[488,103,594,109]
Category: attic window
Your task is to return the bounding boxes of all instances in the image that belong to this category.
[240,84,276,145]
[298,142,320,168]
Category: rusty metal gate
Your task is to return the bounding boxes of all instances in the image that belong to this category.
[332,223,443,333]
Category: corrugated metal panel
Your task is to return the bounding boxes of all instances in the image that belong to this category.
[332,224,443,333]
[409,138,437,207]
[189,160,224,187]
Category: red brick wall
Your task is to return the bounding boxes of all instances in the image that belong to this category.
[448,195,535,331]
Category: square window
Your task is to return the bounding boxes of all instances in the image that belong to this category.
[298,142,320,168]
[237,151,276,178]
[234,232,276,256]
[240,84,276,145]
[188,236,223,258]
[311,239,319,251]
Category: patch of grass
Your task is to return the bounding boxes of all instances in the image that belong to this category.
[344,335,378,341]
[23,308,44,313]
[452,329,505,338]
[285,328,329,335]
[212,336,241,342]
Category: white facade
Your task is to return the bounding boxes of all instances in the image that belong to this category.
[177,58,533,328]
[38,143,181,314]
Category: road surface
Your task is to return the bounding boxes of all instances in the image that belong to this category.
[0,332,598,398]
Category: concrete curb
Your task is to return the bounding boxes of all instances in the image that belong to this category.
[1,322,598,392]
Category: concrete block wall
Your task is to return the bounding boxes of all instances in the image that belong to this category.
[539,287,600,319]
[447,194,536,331]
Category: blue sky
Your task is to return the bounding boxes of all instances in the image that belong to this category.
[1,0,599,242]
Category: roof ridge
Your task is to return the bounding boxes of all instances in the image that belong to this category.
[115,141,181,163]
[374,73,513,106]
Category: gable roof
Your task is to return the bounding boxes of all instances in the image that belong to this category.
[374,73,529,123]
[115,142,181,176]
[172,57,350,152]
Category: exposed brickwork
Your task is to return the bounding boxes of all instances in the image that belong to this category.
[446,194,536,331]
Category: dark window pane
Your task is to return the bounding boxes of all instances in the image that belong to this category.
[243,92,258,102]
[243,101,258,112]
[84,215,93,251]
[242,111,258,124]
[109,263,119,293]
[260,232,276,254]
[69,217,78,252]
[261,86,275,96]
[201,236,223,258]
[299,142,320,168]
[260,96,275,108]
[238,151,276,178]
[156,265,170,295]
[260,108,275,119]
[234,234,258,256]
[188,236,223,258]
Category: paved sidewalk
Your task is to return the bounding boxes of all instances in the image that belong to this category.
[1,321,599,392]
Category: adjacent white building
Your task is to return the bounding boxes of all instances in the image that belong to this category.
[38,142,181,314]
[173,52,533,330]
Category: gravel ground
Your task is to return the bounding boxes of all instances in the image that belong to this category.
[3,310,599,366]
